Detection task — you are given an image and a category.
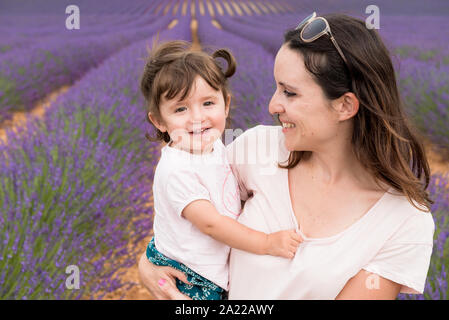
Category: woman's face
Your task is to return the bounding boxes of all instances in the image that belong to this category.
[269,44,342,152]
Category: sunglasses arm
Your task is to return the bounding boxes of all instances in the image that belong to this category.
[329,34,349,66]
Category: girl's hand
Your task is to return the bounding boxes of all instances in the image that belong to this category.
[137,252,192,300]
[266,229,303,258]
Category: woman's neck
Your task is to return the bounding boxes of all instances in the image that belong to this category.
[300,142,378,190]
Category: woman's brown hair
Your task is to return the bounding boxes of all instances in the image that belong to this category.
[281,14,432,211]
[140,40,236,143]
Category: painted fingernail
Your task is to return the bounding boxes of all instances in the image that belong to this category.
[158,279,166,286]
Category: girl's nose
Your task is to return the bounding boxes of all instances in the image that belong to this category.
[191,106,205,122]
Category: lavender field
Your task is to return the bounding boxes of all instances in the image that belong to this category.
[0,0,448,300]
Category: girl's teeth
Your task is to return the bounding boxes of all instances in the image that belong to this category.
[192,128,207,134]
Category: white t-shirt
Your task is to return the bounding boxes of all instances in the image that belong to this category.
[226,125,435,299]
[153,138,241,290]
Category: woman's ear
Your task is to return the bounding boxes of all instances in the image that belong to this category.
[225,94,231,117]
[333,92,359,121]
[148,112,167,132]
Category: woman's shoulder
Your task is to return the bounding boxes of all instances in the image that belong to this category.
[226,125,284,151]
[225,125,289,164]
[226,124,279,141]
[381,189,435,245]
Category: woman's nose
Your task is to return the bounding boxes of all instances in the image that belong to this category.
[268,92,284,115]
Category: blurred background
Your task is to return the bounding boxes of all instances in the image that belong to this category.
[0,0,448,300]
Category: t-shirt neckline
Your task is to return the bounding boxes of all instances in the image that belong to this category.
[284,168,392,243]
[162,138,221,158]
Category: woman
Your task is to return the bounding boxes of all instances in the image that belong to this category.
[138,13,435,299]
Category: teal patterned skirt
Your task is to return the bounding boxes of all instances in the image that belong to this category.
[146,237,227,300]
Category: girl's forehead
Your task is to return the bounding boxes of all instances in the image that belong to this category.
[185,76,221,98]
[163,76,221,103]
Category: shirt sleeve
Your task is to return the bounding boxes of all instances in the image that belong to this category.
[362,211,435,294]
[165,169,211,217]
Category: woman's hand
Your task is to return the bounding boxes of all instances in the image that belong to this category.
[137,252,192,300]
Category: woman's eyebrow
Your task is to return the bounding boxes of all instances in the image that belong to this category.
[279,82,298,91]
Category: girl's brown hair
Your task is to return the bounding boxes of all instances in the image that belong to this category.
[140,40,236,143]
[282,14,432,211]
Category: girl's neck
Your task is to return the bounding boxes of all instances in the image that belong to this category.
[168,140,215,155]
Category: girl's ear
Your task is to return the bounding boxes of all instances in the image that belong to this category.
[225,94,231,117]
[148,112,167,132]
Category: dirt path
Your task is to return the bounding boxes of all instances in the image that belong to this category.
[425,143,449,175]
[0,86,70,143]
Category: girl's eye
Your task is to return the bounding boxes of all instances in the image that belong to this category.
[283,89,296,97]
[175,106,187,113]
[204,101,214,106]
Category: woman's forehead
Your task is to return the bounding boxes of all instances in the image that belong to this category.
[275,46,308,80]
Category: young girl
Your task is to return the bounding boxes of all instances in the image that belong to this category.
[140,40,302,300]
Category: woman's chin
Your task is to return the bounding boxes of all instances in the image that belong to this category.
[284,139,309,153]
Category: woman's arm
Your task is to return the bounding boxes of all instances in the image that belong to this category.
[335,270,401,300]
[182,199,302,258]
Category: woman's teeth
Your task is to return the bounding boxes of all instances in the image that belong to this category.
[282,122,296,129]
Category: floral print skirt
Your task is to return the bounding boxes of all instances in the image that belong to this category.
[146,237,227,300]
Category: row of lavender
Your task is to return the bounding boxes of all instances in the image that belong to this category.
[0,0,169,53]
[0,15,192,299]
[0,1,160,57]
[0,0,171,122]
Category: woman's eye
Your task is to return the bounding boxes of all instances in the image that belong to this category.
[283,90,296,97]
[175,106,187,113]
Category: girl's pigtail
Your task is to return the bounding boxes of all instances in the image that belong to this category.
[212,49,236,78]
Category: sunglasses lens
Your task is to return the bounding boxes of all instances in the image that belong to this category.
[302,18,327,40]
[295,13,315,30]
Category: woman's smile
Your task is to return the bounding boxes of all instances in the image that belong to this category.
[281,121,296,133]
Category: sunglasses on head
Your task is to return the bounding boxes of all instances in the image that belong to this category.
[295,12,349,69]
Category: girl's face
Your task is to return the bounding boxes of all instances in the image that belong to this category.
[269,44,342,152]
[149,75,230,153]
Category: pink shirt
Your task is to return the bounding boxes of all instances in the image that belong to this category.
[226,125,435,299]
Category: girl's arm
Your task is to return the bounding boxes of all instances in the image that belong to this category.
[182,199,302,258]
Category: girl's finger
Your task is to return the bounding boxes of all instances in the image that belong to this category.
[291,233,303,243]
